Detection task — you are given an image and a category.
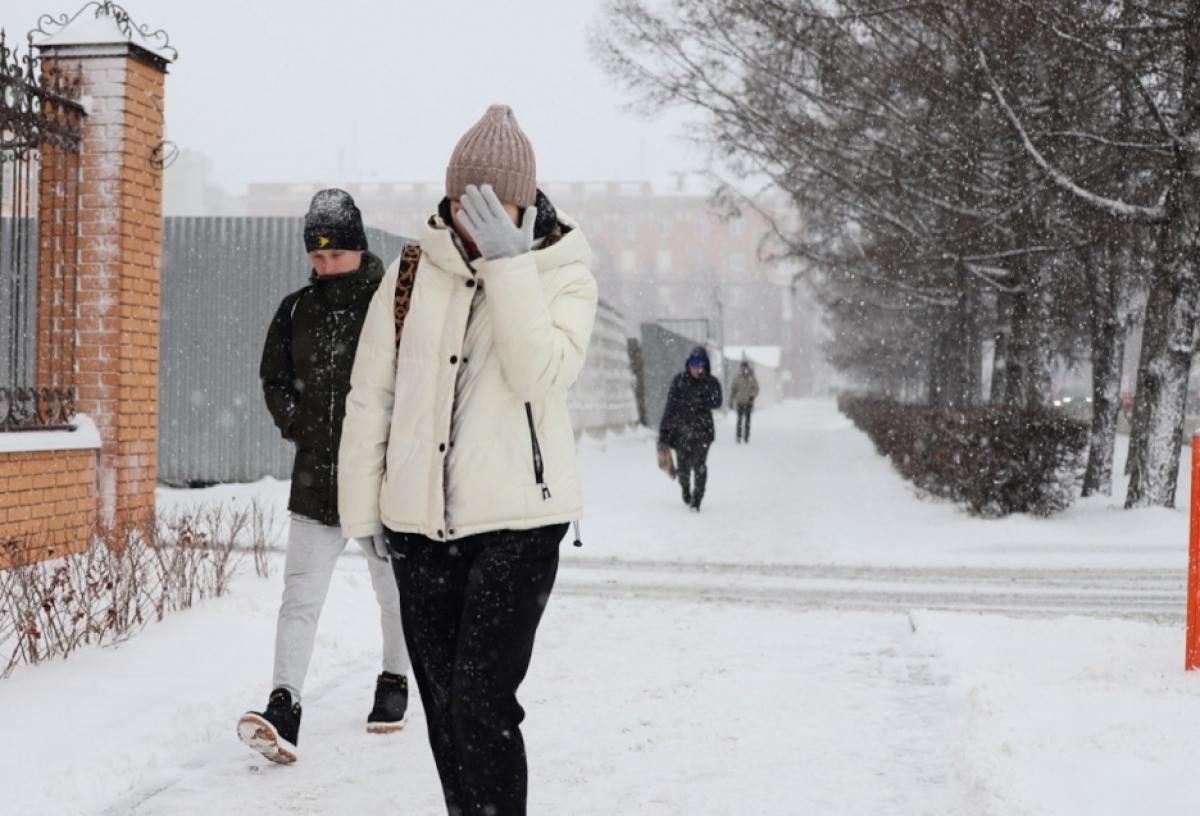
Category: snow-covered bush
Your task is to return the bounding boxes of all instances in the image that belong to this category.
[839,395,1088,517]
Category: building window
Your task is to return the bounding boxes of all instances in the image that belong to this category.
[694,215,709,236]
[730,251,746,275]
[623,217,637,240]
[730,216,746,236]
[660,217,672,237]
[656,250,672,274]
[620,249,637,273]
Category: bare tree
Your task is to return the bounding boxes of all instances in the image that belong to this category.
[968,1,1200,507]
[594,0,1195,506]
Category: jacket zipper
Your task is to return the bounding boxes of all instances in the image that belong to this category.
[524,402,551,501]
[525,404,583,546]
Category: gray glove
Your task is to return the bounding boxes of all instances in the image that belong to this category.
[458,184,536,260]
[359,533,389,562]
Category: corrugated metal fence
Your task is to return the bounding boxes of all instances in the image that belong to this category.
[158,217,637,485]
[158,218,410,484]
[568,299,639,437]
[639,322,714,431]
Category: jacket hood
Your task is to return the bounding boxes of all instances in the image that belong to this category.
[420,210,591,277]
[684,345,711,374]
[437,189,562,243]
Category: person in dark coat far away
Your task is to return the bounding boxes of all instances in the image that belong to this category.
[659,346,723,511]
[237,189,410,765]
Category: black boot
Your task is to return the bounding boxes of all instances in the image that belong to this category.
[238,688,301,764]
[367,671,409,733]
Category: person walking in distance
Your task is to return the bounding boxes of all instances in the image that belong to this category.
[659,346,723,511]
[238,189,411,765]
[729,360,760,443]
[338,105,598,816]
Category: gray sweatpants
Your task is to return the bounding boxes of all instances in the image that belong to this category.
[272,513,409,701]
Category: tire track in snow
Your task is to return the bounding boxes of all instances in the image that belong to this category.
[556,558,1185,623]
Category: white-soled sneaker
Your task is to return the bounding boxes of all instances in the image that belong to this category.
[366,672,409,733]
[238,688,300,764]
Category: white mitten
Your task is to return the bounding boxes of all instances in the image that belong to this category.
[458,184,536,260]
[359,533,389,562]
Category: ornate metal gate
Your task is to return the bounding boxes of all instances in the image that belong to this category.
[0,30,84,430]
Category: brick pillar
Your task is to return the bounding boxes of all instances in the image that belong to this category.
[37,11,175,529]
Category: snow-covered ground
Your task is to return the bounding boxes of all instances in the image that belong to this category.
[3,399,1198,815]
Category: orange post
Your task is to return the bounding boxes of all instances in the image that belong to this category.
[1187,433,1200,670]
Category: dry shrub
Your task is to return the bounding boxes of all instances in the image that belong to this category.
[839,394,1088,517]
[0,498,277,679]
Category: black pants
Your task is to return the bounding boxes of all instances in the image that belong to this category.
[735,404,753,441]
[387,523,567,816]
[676,442,710,506]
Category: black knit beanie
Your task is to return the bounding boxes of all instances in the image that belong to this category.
[303,189,368,253]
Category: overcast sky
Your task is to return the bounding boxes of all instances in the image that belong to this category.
[3,0,705,192]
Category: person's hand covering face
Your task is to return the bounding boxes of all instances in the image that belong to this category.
[455,184,536,261]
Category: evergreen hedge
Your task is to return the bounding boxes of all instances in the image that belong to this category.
[838,394,1089,517]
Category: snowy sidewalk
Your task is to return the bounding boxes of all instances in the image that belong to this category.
[2,399,1198,814]
[575,399,1188,571]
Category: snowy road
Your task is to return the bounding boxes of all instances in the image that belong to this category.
[558,558,1185,622]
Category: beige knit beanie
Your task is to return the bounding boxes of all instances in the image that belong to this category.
[445,105,537,208]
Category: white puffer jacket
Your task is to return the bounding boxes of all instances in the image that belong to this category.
[338,213,597,541]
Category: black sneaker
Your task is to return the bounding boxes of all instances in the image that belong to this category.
[238,688,301,764]
[367,672,409,733]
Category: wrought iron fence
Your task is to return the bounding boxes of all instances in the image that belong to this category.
[640,322,704,430]
[0,30,85,430]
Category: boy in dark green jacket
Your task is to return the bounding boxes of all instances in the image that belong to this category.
[237,190,410,764]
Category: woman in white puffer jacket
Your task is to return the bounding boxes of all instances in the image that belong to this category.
[338,105,596,816]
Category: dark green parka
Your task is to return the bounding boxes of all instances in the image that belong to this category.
[260,251,385,526]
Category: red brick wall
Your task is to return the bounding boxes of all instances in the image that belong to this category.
[60,52,165,531]
[1,46,168,564]
[0,449,98,563]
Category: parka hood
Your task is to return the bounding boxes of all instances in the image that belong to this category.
[421,209,591,278]
[684,345,712,375]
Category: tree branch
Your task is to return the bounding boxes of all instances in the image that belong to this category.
[976,48,1166,223]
